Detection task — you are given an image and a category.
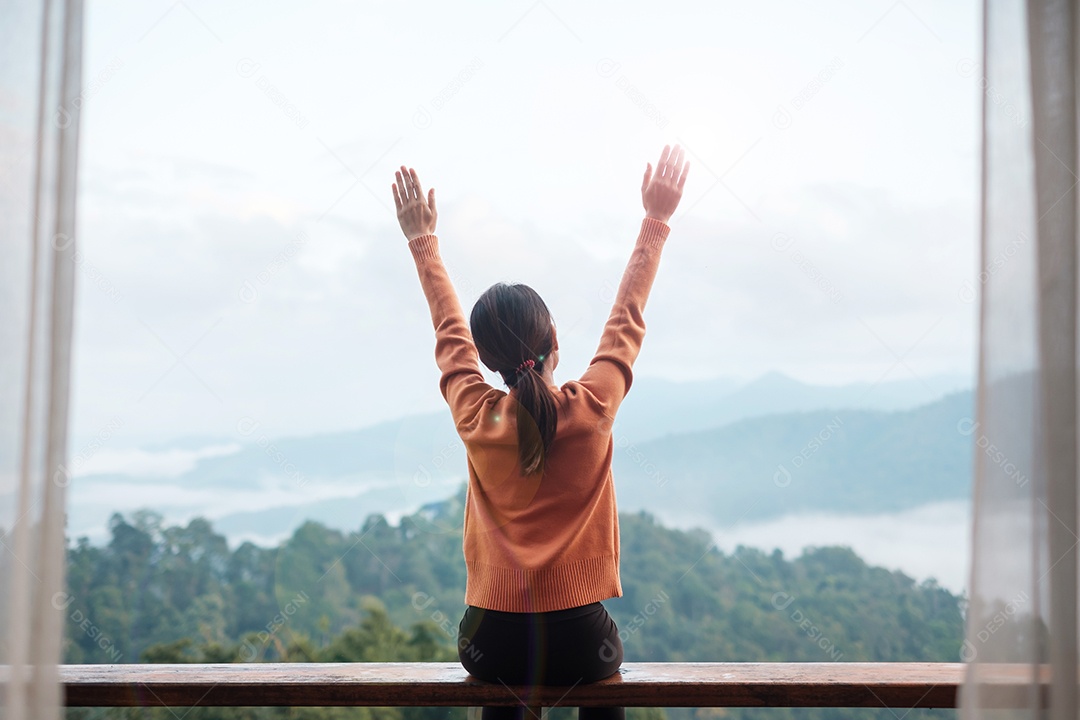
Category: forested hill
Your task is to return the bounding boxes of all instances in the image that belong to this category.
[62,487,964,720]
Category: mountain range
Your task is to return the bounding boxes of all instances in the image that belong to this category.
[67,370,974,547]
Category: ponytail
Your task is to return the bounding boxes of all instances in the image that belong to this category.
[509,358,558,476]
[469,282,559,479]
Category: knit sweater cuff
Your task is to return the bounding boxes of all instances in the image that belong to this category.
[640,216,670,249]
[408,233,440,262]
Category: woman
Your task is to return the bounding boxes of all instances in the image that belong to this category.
[393,145,689,720]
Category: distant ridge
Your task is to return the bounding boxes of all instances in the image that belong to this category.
[611,388,974,525]
[66,372,973,547]
[613,369,970,442]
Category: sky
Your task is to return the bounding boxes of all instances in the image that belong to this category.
[68,0,982,453]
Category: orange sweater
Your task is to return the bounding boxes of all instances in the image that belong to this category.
[407,216,671,612]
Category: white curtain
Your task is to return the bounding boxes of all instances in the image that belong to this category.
[960,0,1078,718]
[0,1,84,719]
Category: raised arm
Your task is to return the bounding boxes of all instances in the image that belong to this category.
[394,165,493,430]
[578,144,689,416]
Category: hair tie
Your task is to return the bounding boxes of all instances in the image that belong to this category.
[515,358,535,374]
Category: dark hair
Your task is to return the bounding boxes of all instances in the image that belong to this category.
[469,283,558,477]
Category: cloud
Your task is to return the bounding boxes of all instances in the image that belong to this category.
[74,443,242,478]
[68,0,979,448]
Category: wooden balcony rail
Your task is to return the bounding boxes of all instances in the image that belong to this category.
[49,662,987,709]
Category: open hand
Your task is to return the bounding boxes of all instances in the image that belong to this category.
[641,144,689,224]
[392,166,438,240]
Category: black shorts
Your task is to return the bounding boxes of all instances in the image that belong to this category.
[457,601,624,686]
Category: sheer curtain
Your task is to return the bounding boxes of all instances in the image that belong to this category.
[960,0,1077,718]
[0,0,84,718]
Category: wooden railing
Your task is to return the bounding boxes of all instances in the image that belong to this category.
[54,662,985,709]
